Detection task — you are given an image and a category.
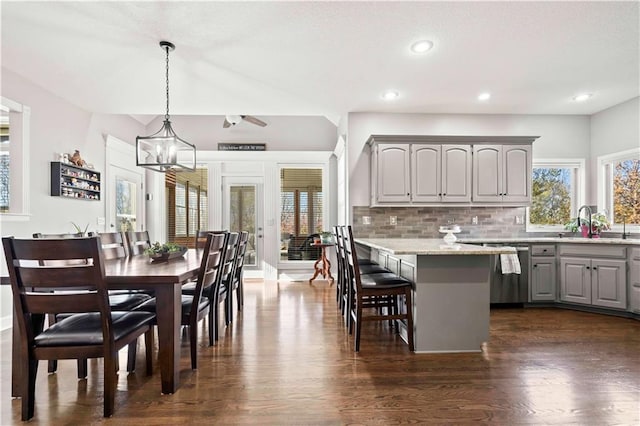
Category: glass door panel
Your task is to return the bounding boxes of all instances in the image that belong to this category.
[223,177,263,272]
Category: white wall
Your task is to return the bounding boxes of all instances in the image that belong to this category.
[589,97,640,202]
[0,68,146,329]
[347,112,591,208]
[144,114,337,151]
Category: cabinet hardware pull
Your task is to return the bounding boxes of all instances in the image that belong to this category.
[593,266,597,270]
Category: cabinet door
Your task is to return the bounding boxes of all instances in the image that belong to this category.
[376,144,411,203]
[472,145,502,202]
[560,257,591,304]
[630,257,640,313]
[441,145,471,202]
[531,257,556,301]
[591,259,627,309]
[411,144,441,202]
[502,145,531,203]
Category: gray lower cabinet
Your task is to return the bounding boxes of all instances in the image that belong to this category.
[630,248,640,314]
[560,257,592,304]
[530,244,556,301]
[559,244,627,310]
[531,256,556,301]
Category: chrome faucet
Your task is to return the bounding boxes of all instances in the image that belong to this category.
[577,205,593,238]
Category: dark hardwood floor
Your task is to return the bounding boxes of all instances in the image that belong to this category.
[2,279,639,425]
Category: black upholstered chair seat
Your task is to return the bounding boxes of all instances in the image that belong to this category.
[181,281,196,295]
[135,295,209,317]
[34,311,155,347]
[108,292,153,311]
[359,264,391,275]
[360,272,411,286]
[182,281,227,298]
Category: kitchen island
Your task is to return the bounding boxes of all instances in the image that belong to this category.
[356,238,516,353]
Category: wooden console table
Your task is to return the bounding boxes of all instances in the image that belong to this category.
[309,243,334,283]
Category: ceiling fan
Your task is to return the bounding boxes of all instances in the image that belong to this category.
[223,115,267,128]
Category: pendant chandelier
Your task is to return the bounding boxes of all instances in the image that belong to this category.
[136,41,196,172]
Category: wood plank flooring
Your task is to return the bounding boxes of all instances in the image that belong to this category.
[1,280,639,425]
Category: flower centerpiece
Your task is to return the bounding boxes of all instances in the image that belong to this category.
[144,242,187,262]
[564,212,611,237]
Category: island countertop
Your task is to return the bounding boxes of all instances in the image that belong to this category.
[355,238,516,255]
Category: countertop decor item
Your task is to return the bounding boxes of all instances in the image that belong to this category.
[439,224,461,244]
[145,242,187,262]
[564,211,611,237]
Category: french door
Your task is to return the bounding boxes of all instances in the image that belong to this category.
[222,177,264,273]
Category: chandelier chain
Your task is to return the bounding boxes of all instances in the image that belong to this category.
[165,44,170,121]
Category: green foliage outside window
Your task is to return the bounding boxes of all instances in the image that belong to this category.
[613,159,640,224]
[530,168,572,225]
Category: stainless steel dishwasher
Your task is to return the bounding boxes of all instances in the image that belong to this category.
[484,244,530,305]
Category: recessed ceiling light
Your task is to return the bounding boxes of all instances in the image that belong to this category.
[573,93,592,102]
[478,92,491,101]
[382,90,399,101]
[410,40,434,54]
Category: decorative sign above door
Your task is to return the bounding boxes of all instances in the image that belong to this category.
[218,143,266,151]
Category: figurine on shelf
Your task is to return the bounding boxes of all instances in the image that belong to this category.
[69,150,86,167]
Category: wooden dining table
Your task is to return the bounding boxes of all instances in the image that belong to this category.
[7,249,202,397]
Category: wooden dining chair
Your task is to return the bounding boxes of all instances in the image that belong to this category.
[2,236,155,421]
[194,230,226,249]
[32,232,88,374]
[332,226,346,311]
[211,232,239,343]
[228,231,249,319]
[93,232,155,372]
[125,231,151,256]
[343,225,414,352]
[135,232,227,369]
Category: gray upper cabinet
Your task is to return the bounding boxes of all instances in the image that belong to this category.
[411,144,440,202]
[412,144,471,203]
[368,135,537,207]
[473,145,532,203]
[374,143,411,203]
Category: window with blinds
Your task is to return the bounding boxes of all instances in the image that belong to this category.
[166,168,208,247]
[280,168,323,261]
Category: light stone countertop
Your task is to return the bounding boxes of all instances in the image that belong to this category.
[457,237,640,245]
[355,238,517,255]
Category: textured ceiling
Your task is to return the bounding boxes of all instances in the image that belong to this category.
[2,1,638,125]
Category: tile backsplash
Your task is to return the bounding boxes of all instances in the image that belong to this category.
[352,206,640,239]
[352,206,529,238]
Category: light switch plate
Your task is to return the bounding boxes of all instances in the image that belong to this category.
[390,216,397,225]
[362,216,371,225]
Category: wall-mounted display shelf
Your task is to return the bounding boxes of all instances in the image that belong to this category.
[50,161,101,200]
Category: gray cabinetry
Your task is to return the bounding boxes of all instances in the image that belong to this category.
[374,143,411,203]
[559,244,627,310]
[412,144,471,203]
[530,244,556,301]
[368,135,537,207]
[560,257,592,304]
[472,145,532,203]
[629,248,640,314]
